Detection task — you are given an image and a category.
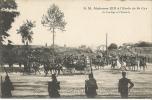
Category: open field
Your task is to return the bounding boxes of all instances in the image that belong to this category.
[0,64,152,99]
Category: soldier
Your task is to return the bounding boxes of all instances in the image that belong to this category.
[85,73,98,98]
[48,74,60,98]
[118,72,134,98]
[1,75,14,98]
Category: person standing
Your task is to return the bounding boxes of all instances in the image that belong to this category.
[118,72,134,98]
[1,75,14,98]
[85,73,98,98]
[48,74,60,98]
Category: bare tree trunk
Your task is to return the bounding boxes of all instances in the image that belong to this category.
[0,45,2,65]
[53,28,55,52]
[52,28,55,63]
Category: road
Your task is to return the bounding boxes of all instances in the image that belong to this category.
[0,63,152,98]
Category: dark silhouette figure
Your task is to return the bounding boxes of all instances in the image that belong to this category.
[48,74,60,98]
[1,75,14,98]
[85,73,98,98]
[118,72,134,98]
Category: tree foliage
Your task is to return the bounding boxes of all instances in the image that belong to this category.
[134,41,152,47]
[0,0,19,45]
[108,43,118,50]
[1,45,15,65]
[41,4,66,32]
[17,20,36,45]
[41,4,66,52]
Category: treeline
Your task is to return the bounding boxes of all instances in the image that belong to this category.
[108,41,152,51]
[134,41,152,47]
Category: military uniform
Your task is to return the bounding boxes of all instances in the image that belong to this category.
[1,76,14,98]
[48,80,60,98]
[85,78,98,98]
[118,78,134,98]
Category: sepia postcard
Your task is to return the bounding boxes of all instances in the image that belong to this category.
[0,0,152,99]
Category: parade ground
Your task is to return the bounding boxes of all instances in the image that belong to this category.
[0,63,152,99]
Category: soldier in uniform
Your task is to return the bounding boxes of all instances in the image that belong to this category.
[118,72,134,98]
[85,73,98,98]
[1,75,14,98]
[48,74,60,98]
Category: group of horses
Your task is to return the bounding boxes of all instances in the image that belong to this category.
[90,55,147,71]
[1,54,91,76]
[92,57,107,70]
[39,55,92,75]
[1,54,147,76]
[119,55,147,71]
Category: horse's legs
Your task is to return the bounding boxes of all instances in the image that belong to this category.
[44,70,48,76]
[35,69,36,75]
[139,65,142,71]
[128,66,130,71]
[132,66,134,71]
[58,69,60,75]
[44,69,46,75]
[131,66,133,71]
[50,69,53,74]
[95,65,97,70]
[44,70,46,76]
[53,68,56,74]
[56,68,58,74]
[143,65,145,71]
[130,66,132,71]
[96,65,98,70]
[133,66,135,71]
[53,68,55,74]
[55,68,58,75]
[102,65,104,70]
[145,64,147,69]
[49,68,52,75]
[37,68,41,74]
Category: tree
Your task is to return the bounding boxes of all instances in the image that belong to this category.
[17,20,35,73]
[108,43,118,50]
[134,41,152,47]
[0,0,19,65]
[2,44,15,67]
[17,20,35,45]
[41,4,66,54]
[0,0,19,45]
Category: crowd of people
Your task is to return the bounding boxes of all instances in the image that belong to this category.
[91,54,147,72]
[1,53,148,98]
[1,53,148,76]
[1,54,90,75]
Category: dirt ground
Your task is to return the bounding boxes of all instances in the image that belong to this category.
[0,63,152,99]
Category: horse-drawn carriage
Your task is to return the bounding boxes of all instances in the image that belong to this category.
[62,55,91,74]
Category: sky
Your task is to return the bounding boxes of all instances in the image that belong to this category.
[8,0,152,48]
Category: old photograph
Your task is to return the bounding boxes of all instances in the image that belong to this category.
[0,0,152,99]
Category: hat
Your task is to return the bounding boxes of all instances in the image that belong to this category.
[122,72,126,76]
[52,74,56,79]
[89,73,93,78]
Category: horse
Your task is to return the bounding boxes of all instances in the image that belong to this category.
[111,59,117,69]
[139,57,147,71]
[32,62,41,75]
[92,58,105,70]
[43,62,50,76]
